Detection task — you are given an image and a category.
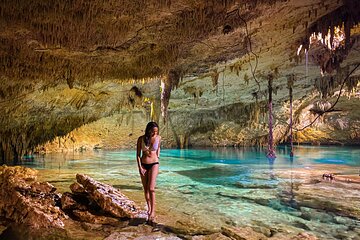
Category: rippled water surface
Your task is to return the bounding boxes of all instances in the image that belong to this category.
[22,146,360,239]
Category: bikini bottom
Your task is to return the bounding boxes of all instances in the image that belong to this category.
[141,162,159,170]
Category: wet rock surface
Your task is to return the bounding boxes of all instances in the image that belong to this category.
[1,165,360,239]
[75,173,144,219]
[0,166,236,239]
[104,225,182,240]
[222,226,268,240]
[0,166,66,229]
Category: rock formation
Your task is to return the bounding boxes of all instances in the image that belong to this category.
[0,166,65,229]
[74,173,145,219]
[4,165,352,239]
[0,0,360,163]
[0,166,179,239]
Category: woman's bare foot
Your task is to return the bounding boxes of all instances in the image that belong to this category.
[148,213,155,222]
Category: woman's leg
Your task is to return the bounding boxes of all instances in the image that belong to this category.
[140,171,151,215]
[148,164,159,221]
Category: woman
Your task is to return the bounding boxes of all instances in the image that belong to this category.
[136,121,161,221]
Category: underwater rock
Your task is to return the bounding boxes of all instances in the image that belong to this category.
[235,182,275,189]
[191,232,231,240]
[299,207,334,223]
[104,225,182,240]
[294,186,360,220]
[334,175,360,184]
[291,221,311,231]
[76,174,143,218]
[290,232,318,240]
[252,226,272,238]
[221,226,268,240]
[0,166,66,229]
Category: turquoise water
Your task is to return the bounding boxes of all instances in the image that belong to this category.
[22,146,360,239]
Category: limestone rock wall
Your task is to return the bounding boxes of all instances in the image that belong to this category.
[39,86,360,152]
[1,0,360,161]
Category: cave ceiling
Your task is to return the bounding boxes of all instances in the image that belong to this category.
[1,0,360,162]
[0,0,259,87]
[1,0,358,92]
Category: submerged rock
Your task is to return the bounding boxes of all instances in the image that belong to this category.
[221,226,268,240]
[104,225,182,240]
[191,233,231,240]
[290,232,318,240]
[334,175,360,184]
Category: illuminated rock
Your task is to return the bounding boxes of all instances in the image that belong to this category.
[75,174,144,219]
[0,166,66,229]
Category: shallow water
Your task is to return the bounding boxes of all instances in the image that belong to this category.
[21,146,360,239]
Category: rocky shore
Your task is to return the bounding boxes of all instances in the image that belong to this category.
[1,165,359,240]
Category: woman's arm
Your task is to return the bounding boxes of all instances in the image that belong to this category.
[156,136,161,159]
[137,137,145,175]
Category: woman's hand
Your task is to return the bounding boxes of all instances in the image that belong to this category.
[139,166,146,176]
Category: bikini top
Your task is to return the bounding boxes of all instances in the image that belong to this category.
[142,135,160,152]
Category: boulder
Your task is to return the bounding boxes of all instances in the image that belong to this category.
[76,174,143,218]
[0,166,66,229]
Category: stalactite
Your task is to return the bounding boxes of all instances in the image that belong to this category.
[300,1,360,76]
[160,69,180,123]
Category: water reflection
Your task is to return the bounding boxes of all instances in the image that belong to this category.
[267,156,276,180]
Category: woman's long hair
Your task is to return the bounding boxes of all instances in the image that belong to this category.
[144,122,159,146]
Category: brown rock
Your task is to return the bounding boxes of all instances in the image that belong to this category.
[61,192,78,210]
[61,192,88,211]
[104,225,182,240]
[76,174,142,218]
[0,223,69,240]
[221,226,268,240]
[30,181,56,193]
[192,232,231,240]
[334,175,360,184]
[0,166,66,229]
[290,232,318,240]
[73,210,120,225]
[0,225,6,235]
[70,182,86,193]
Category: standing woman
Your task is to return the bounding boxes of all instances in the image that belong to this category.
[136,122,161,221]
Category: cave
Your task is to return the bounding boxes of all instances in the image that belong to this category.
[0,0,360,239]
